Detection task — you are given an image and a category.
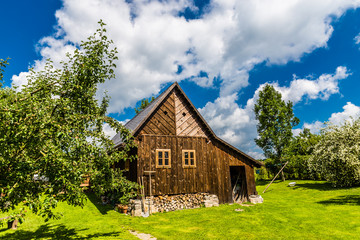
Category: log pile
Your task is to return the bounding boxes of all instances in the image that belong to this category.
[153,193,210,212]
[129,193,220,216]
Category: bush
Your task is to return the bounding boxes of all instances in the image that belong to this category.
[308,119,360,187]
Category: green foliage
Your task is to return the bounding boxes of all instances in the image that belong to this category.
[255,166,271,180]
[0,58,9,87]
[254,84,299,165]
[134,96,155,114]
[283,128,321,179]
[0,21,138,220]
[309,119,360,187]
[0,208,26,227]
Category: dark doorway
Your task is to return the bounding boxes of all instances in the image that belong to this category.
[230,166,248,203]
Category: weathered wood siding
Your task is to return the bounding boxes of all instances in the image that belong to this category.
[138,92,176,136]
[136,135,256,203]
[174,89,208,137]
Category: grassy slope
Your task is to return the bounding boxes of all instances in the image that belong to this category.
[1,180,360,239]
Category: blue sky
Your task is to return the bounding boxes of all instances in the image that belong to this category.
[2,0,360,159]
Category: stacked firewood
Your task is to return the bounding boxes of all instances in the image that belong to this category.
[153,193,209,212]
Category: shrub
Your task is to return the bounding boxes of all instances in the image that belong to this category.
[308,118,360,187]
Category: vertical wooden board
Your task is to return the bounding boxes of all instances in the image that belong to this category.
[211,144,217,195]
[183,137,188,193]
[203,139,208,193]
[204,141,208,193]
[195,138,200,193]
[173,136,179,194]
[205,141,211,193]
[165,136,171,195]
[170,136,177,194]
[222,149,228,203]
[182,138,187,193]
[225,151,232,203]
[188,137,196,193]
[177,137,183,194]
[220,149,227,203]
[216,146,223,203]
[148,136,157,195]
[157,136,164,195]
[208,142,214,194]
[245,165,256,195]
[216,148,223,202]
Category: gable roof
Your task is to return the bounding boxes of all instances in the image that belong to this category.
[112,82,263,167]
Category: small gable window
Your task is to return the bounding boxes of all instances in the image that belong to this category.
[182,150,196,168]
[156,149,171,168]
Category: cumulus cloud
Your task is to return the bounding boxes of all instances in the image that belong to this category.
[293,121,325,136]
[328,102,360,125]
[11,0,360,113]
[294,102,360,136]
[200,67,349,158]
[274,66,349,103]
[102,123,117,139]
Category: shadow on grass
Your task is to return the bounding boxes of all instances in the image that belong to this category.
[317,195,360,206]
[292,182,335,191]
[85,192,113,215]
[1,223,122,240]
[294,182,360,191]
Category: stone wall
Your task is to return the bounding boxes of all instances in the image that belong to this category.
[129,193,219,216]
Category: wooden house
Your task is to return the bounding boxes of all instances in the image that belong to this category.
[112,82,263,203]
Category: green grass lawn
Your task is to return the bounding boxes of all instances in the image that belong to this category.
[1,180,360,239]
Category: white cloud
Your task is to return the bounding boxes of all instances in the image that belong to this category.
[328,102,360,125]
[293,102,360,135]
[11,0,360,113]
[274,66,349,103]
[102,123,117,139]
[293,121,325,136]
[200,67,349,157]
[354,32,360,45]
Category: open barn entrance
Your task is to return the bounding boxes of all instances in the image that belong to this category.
[230,166,248,203]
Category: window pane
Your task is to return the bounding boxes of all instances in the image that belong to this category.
[190,152,194,158]
[165,158,169,166]
[184,152,188,158]
[185,159,188,165]
[191,159,194,166]
[164,151,168,158]
[159,158,163,166]
[158,151,163,158]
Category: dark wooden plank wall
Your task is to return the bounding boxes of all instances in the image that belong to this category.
[174,89,208,137]
[138,92,176,136]
[136,135,257,203]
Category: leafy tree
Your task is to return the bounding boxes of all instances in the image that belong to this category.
[0,21,138,220]
[254,84,299,180]
[134,97,155,114]
[283,128,320,179]
[308,119,360,187]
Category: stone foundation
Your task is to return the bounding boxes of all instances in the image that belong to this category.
[129,193,219,216]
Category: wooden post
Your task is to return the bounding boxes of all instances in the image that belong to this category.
[262,161,289,193]
[144,170,156,215]
[141,176,145,212]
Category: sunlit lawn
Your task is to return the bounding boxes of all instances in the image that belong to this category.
[1,180,360,239]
